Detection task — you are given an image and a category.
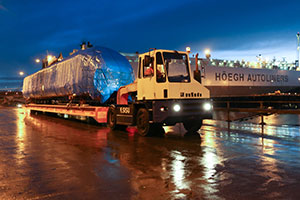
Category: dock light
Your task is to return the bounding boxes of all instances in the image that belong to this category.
[19,71,24,76]
[47,55,54,63]
[173,104,181,112]
[204,49,211,59]
[203,102,212,111]
[35,59,40,63]
[186,47,191,53]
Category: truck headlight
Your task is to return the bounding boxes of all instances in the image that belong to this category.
[173,104,181,112]
[203,102,212,111]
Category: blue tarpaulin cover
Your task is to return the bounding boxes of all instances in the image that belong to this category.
[23,46,135,103]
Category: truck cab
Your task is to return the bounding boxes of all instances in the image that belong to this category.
[137,49,209,100]
[108,49,213,136]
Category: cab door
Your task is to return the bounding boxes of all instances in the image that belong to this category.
[154,51,169,99]
[137,55,156,100]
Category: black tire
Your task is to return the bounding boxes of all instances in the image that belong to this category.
[183,119,203,133]
[136,108,150,136]
[136,108,165,137]
[107,106,117,130]
[151,123,165,137]
[107,106,127,131]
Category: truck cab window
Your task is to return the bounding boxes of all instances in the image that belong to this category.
[143,56,154,77]
[163,52,190,83]
[156,52,166,83]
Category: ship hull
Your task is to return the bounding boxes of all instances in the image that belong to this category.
[205,85,300,97]
[202,65,300,97]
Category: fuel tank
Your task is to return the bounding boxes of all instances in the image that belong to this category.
[23,46,135,103]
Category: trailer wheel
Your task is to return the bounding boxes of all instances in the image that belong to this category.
[183,119,203,133]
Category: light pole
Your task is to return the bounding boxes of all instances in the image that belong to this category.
[297,32,300,69]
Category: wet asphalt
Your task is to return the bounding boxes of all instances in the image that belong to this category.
[1,107,300,199]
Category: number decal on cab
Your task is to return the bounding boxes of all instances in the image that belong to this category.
[120,107,130,114]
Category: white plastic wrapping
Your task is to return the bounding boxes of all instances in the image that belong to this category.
[23,47,135,103]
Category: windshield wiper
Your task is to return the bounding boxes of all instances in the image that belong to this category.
[169,75,189,82]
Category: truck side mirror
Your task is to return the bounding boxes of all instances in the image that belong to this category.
[194,70,201,83]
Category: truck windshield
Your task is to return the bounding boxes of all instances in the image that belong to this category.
[163,52,190,82]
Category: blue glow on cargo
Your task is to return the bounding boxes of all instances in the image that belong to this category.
[93,47,135,102]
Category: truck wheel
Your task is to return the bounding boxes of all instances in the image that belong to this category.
[108,106,127,131]
[183,119,203,133]
[151,123,165,136]
[136,108,151,136]
[136,108,165,137]
[107,106,117,130]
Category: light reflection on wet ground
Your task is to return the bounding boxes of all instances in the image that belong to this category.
[1,107,300,199]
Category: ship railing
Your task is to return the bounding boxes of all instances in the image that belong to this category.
[213,100,300,135]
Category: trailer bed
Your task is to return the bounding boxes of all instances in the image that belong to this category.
[25,104,109,123]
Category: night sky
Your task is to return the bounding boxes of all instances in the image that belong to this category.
[1,0,300,77]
